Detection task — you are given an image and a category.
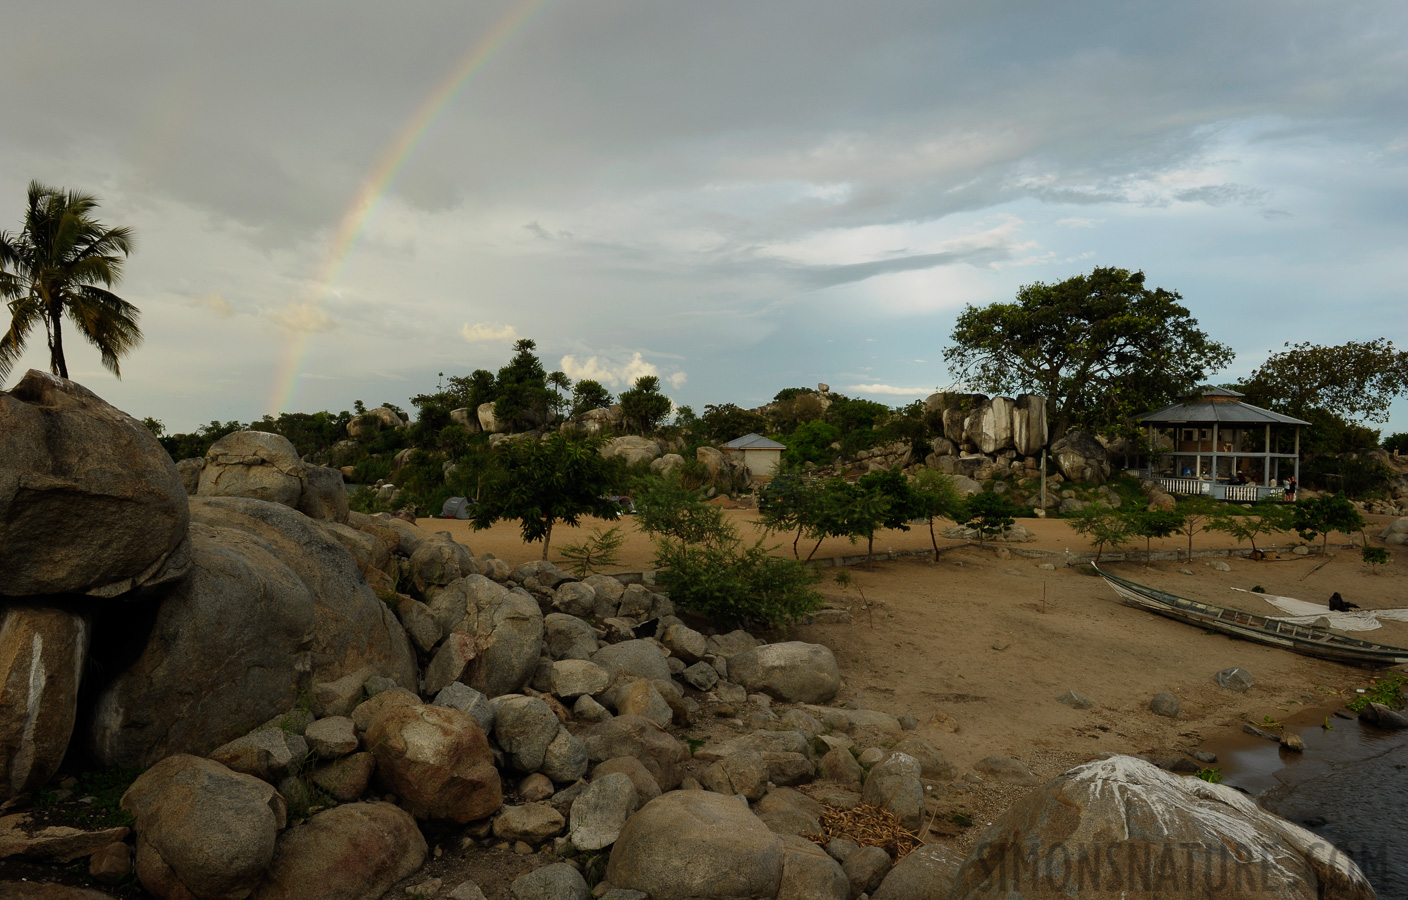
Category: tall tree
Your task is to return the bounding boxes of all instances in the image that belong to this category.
[1,181,140,381]
[944,267,1233,437]
[493,338,551,429]
[618,375,672,434]
[471,433,620,558]
[570,378,614,418]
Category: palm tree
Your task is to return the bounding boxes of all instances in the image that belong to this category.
[0,181,140,382]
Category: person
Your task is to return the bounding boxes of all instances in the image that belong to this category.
[1329,592,1359,612]
[1284,475,1297,501]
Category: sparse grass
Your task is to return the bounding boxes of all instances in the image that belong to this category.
[1346,673,1405,713]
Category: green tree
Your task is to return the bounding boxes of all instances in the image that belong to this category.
[1206,501,1295,555]
[779,420,840,466]
[570,378,614,418]
[472,433,620,558]
[493,339,551,429]
[944,267,1233,437]
[618,375,672,434]
[757,473,819,558]
[546,370,572,420]
[1240,340,1408,425]
[912,469,966,561]
[1,181,140,381]
[1384,433,1408,455]
[1126,507,1186,565]
[1174,495,1220,560]
[962,491,1018,546]
[1290,494,1366,555]
[699,403,769,444]
[1069,504,1133,563]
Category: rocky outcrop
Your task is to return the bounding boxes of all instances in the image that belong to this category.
[1,606,89,801]
[345,407,404,439]
[89,519,316,769]
[197,431,306,508]
[294,466,348,524]
[189,497,416,688]
[971,396,1016,455]
[1012,394,1047,457]
[433,575,544,698]
[0,370,190,598]
[121,755,287,900]
[952,755,1376,900]
[477,402,504,434]
[1050,430,1111,485]
[606,791,785,900]
[600,436,663,467]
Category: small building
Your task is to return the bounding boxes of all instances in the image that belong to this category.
[1137,387,1309,501]
[720,433,787,481]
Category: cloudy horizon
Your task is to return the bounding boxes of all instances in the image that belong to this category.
[2,1,1405,435]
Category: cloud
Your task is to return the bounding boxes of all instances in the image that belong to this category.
[461,323,519,343]
[1056,217,1103,229]
[266,302,336,334]
[560,351,686,390]
[846,383,934,396]
[191,292,233,318]
[1172,184,1269,207]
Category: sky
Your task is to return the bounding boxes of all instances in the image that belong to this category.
[1,1,1405,436]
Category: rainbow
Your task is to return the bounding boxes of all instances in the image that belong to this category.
[266,0,551,415]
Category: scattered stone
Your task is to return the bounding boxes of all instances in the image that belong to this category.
[549,659,612,698]
[252,801,426,900]
[494,802,566,844]
[494,695,562,773]
[727,642,841,704]
[1360,702,1408,729]
[753,787,826,836]
[87,841,132,883]
[209,727,311,783]
[681,662,719,691]
[843,845,892,898]
[701,750,769,801]
[310,752,376,803]
[1191,749,1217,764]
[605,792,784,900]
[1281,733,1306,752]
[1149,692,1180,718]
[777,835,849,900]
[0,606,91,800]
[1214,667,1255,693]
[540,727,590,784]
[889,739,957,783]
[447,882,488,900]
[365,702,502,822]
[1243,723,1281,742]
[897,714,919,731]
[862,752,924,829]
[818,747,865,787]
[432,683,497,736]
[1150,755,1200,774]
[568,773,638,851]
[972,756,1040,786]
[121,755,286,900]
[572,694,613,723]
[581,715,688,791]
[592,757,663,807]
[591,640,672,683]
[304,716,359,758]
[872,843,965,900]
[0,816,129,863]
[1179,568,1194,575]
[1056,690,1093,710]
[1209,560,1232,572]
[509,862,589,900]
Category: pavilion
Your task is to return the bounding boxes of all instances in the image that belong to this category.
[1137,387,1309,501]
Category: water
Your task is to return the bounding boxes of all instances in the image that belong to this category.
[1222,715,1408,897]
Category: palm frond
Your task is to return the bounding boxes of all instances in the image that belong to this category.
[67,286,143,377]
[0,295,43,383]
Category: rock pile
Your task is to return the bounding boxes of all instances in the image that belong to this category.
[0,372,1377,900]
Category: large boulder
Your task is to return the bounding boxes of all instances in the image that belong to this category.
[89,520,316,769]
[364,702,502,822]
[252,802,426,900]
[0,371,190,598]
[1381,516,1408,546]
[601,436,663,466]
[189,497,416,687]
[952,755,1376,899]
[568,772,639,851]
[493,695,561,773]
[346,407,404,439]
[1049,430,1110,485]
[197,431,306,508]
[1012,394,1048,457]
[727,642,840,704]
[606,791,785,900]
[971,397,1016,455]
[449,407,482,434]
[294,466,348,524]
[872,844,965,900]
[477,402,504,434]
[121,755,287,900]
[408,537,479,595]
[433,575,544,697]
[1,606,90,800]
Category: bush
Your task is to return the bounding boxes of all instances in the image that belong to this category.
[653,537,821,630]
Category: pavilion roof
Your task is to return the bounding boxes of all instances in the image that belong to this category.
[1138,387,1310,426]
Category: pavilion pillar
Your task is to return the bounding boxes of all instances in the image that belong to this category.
[1210,423,1220,494]
[1294,427,1301,484]
[1263,424,1271,487]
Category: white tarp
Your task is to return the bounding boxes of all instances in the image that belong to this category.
[1232,587,1408,632]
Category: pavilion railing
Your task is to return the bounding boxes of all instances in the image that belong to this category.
[1160,477,1209,496]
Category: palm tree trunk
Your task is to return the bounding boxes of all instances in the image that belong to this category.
[49,304,67,378]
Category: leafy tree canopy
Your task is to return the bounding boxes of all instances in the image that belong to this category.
[1,181,140,381]
[618,375,672,434]
[471,432,621,558]
[492,338,551,429]
[570,378,615,418]
[1239,339,1408,425]
[699,403,769,444]
[944,266,1233,436]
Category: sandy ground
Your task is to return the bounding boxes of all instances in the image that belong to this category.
[422,509,1408,827]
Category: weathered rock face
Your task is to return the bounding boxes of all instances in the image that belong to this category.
[569,772,639,851]
[449,407,483,434]
[251,802,426,900]
[606,791,785,900]
[189,497,416,688]
[1050,430,1110,485]
[90,520,316,769]
[197,431,306,508]
[0,371,190,598]
[294,466,348,524]
[727,642,840,704]
[1012,394,1048,457]
[364,702,502,822]
[345,406,404,439]
[1382,516,1408,546]
[971,397,1016,455]
[435,575,544,698]
[477,402,504,434]
[581,715,688,791]
[121,755,287,900]
[0,606,90,800]
[601,436,663,467]
[952,755,1376,900]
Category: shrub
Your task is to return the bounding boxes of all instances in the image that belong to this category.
[558,526,626,577]
[653,537,821,630]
